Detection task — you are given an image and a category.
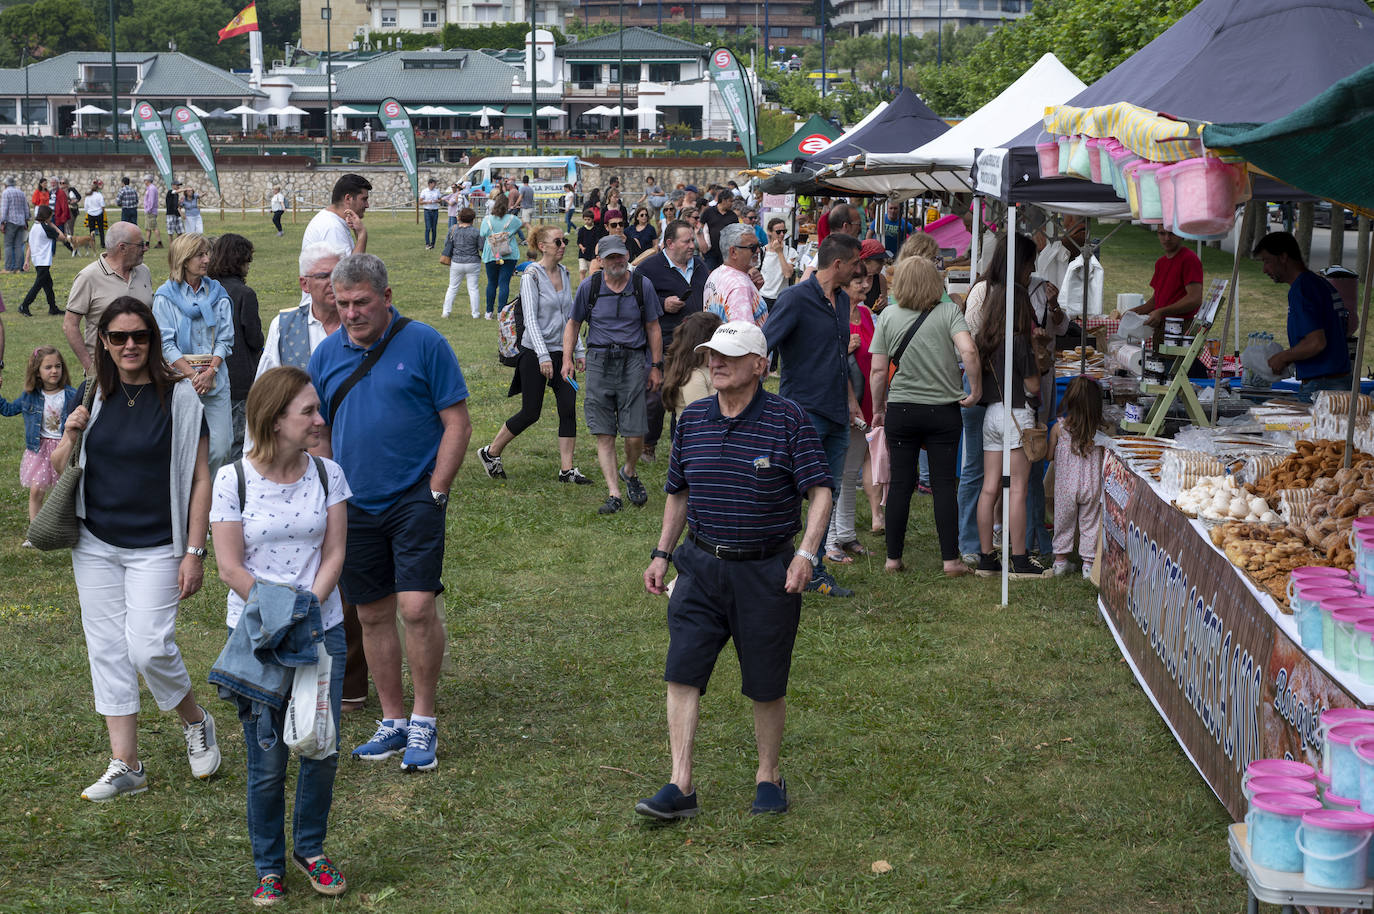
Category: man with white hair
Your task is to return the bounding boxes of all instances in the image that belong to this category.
[1,176,28,273]
[703,222,766,326]
[256,242,346,377]
[638,320,833,820]
[64,221,153,373]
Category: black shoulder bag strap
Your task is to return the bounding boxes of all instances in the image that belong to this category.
[889,307,935,372]
[326,316,412,425]
[236,455,330,510]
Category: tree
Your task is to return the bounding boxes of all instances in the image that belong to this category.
[438,23,566,50]
[757,106,798,150]
[0,0,104,68]
[116,0,240,70]
[256,0,300,53]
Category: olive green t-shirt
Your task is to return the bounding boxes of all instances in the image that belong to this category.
[870,299,969,405]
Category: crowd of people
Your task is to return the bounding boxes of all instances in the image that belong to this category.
[0,161,1353,901]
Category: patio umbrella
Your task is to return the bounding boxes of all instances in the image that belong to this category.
[206,108,231,118]
[72,104,109,115]
[257,107,284,116]
[584,105,613,116]
[226,104,260,116]
[329,105,365,115]
[537,106,568,117]
[277,105,309,116]
[187,104,210,117]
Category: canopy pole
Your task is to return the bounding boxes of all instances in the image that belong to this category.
[970,197,982,282]
[1212,205,1253,424]
[1001,204,1015,606]
[1080,217,1090,377]
[1343,251,1374,469]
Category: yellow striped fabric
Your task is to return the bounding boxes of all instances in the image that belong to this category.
[1043,102,1205,163]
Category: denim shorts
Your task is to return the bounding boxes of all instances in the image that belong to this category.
[583,346,647,437]
[340,479,447,605]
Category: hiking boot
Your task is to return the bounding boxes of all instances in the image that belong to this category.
[82,757,148,801]
[635,782,699,820]
[400,720,438,772]
[352,720,408,761]
[478,445,506,480]
[1009,554,1051,579]
[805,565,854,597]
[619,466,648,506]
[183,707,221,779]
[558,467,593,485]
[598,495,624,515]
[975,552,1001,577]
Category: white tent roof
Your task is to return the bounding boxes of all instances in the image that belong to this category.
[819,54,1086,196]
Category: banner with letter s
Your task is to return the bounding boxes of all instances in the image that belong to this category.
[707,48,758,166]
[171,106,221,197]
[378,97,418,200]
[133,99,175,190]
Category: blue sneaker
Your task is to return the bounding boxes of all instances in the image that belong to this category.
[352,720,407,762]
[635,782,699,820]
[400,720,438,772]
[751,778,789,815]
[805,565,854,598]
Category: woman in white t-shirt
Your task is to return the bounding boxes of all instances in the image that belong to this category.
[209,365,352,906]
[19,203,67,315]
[83,179,107,248]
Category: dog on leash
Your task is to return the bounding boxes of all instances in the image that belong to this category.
[69,235,96,257]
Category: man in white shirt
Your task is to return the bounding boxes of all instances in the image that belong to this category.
[257,242,345,379]
[1035,215,1103,316]
[419,177,443,249]
[298,173,370,307]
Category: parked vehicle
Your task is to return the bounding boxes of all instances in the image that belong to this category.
[458,155,599,202]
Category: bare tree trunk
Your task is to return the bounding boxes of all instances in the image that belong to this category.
[1359,215,1371,279]
[1245,200,1268,256]
[1331,209,1347,267]
[1295,201,1315,263]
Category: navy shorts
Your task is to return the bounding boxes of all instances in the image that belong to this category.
[340,479,447,605]
[663,537,801,702]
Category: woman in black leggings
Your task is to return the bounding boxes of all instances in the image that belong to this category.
[19,205,67,316]
[476,224,591,485]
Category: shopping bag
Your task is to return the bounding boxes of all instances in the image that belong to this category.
[283,656,336,760]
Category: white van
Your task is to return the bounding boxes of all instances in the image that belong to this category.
[459,155,598,201]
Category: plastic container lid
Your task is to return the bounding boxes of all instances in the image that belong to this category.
[1248,758,1317,780]
[1251,791,1322,816]
[1302,807,1374,830]
[1331,607,1374,625]
[1317,771,1332,787]
[1295,566,1357,577]
[1327,599,1374,613]
[1248,775,1320,796]
[1328,722,1374,747]
[1325,791,1363,809]
[1324,708,1374,729]
[1352,734,1374,762]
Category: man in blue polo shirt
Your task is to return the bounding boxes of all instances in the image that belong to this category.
[639,320,832,820]
[1256,231,1352,401]
[764,232,863,597]
[309,253,472,773]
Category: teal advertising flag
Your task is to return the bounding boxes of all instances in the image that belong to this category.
[171,106,222,197]
[379,97,419,200]
[707,48,758,165]
[133,99,175,189]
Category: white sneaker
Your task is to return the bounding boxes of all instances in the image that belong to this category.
[183,706,222,780]
[1052,560,1076,577]
[1082,562,1094,581]
[82,757,148,801]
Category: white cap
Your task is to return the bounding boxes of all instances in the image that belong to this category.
[696,321,767,358]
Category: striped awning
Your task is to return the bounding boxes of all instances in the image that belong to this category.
[1044,101,1205,163]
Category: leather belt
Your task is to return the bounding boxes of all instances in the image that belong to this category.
[687,531,791,562]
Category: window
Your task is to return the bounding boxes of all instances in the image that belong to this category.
[380,7,397,26]
[0,100,16,126]
[403,55,465,69]
[571,63,599,85]
[22,101,49,126]
[80,63,139,95]
[648,62,680,82]
[472,5,503,20]
[700,4,726,18]
[609,63,640,82]
[769,25,788,37]
[958,0,978,8]
[422,7,439,25]
[1001,0,1020,10]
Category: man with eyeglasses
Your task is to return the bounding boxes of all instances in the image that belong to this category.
[637,219,708,462]
[700,191,739,273]
[704,223,766,326]
[64,221,153,374]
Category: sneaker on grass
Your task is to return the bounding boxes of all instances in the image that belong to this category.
[478,445,506,480]
[1010,554,1051,579]
[352,720,408,761]
[975,553,1001,577]
[183,706,221,779]
[558,467,593,485]
[805,564,854,598]
[635,782,699,820]
[598,495,623,515]
[619,466,648,506]
[82,757,148,801]
[400,720,438,772]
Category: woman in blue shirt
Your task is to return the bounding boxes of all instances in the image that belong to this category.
[153,232,235,475]
[479,195,525,319]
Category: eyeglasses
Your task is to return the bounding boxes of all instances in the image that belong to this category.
[120,240,150,249]
[608,221,625,227]
[736,244,760,253]
[303,271,333,280]
[103,329,151,346]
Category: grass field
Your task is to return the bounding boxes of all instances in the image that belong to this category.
[0,213,1259,913]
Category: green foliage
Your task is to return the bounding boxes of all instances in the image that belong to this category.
[256,0,300,50]
[564,19,758,60]
[116,0,242,70]
[757,106,797,150]
[438,22,566,50]
[0,0,104,68]
[362,29,430,51]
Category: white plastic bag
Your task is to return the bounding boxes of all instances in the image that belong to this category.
[1117,310,1150,342]
[1240,339,1287,386]
[283,656,336,760]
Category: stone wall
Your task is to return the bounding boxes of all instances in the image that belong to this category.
[0,155,751,213]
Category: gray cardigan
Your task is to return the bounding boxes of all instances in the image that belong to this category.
[519,262,585,365]
[76,378,205,558]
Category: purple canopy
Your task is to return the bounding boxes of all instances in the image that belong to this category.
[808,88,950,166]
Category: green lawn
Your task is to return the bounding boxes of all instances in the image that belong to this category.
[0,213,1240,913]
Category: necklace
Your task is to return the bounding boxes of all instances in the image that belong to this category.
[119,380,145,408]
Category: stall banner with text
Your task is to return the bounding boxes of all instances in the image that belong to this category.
[1100,450,1277,819]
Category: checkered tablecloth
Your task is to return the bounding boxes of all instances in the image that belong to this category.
[1082,316,1121,335]
[1198,349,1242,376]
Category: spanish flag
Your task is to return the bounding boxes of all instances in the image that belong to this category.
[218,2,259,42]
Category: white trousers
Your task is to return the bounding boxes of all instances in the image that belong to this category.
[442,261,482,317]
[827,426,868,551]
[73,528,191,716]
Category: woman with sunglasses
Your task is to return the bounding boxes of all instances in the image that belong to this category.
[55,296,219,800]
[153,232,235,476]
[625,206,657,262]
[476,225,590,485]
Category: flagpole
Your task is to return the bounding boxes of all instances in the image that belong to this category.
[109,0,119,152]
[324,0,333,163]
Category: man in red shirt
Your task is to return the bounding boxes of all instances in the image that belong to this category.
[1132,228,1203,327]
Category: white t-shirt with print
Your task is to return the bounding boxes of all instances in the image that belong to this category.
[210,456,352,630]
[41,390,65,438]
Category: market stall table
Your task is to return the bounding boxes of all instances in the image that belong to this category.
[1228,824,1374,911]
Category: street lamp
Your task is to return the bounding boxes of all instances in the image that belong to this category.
[322,2,333,162]
[530,0,538,154]
[108,0,119,151]
[21,46,30,138]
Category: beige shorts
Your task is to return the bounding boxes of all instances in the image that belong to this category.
[982,404,1035,451]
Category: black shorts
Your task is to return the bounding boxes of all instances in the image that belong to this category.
[663,537,801,702]
[340,479,447,605]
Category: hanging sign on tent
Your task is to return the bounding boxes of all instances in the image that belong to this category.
[378,97,419,199]
[974,148,1009,198]
[133,99,175,190]
[171,106,222,197]
[707,48,758,166]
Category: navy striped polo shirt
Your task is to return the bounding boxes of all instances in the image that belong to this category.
[666,384,833,549]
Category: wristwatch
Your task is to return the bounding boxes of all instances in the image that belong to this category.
[651,361,664,370]
[186,546,207,559]
[795,549,819,565]
[431,490,449,508]
[650,548,673,563]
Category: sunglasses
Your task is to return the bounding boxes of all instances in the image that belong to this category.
[771,228,785,234]
[608,221,625,227]
[549,238,568,246]
[737,244,760,253]
[103,329,151,346]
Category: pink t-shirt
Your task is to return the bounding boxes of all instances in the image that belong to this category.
[704,264,766,326]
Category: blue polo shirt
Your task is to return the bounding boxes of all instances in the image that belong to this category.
[1287,271,1350,380]
[666,384,832,549]
[764,275,852,426]
[309,308,468,513]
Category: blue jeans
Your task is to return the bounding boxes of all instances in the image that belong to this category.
[423,209,439,247]
[1024,459,1052,554]
[1299,375,1353,402]
[484,259,516,316]
[239,623,345,878]
[957,376,985,556]
[805,409,849,566]
[3,222,24,271]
